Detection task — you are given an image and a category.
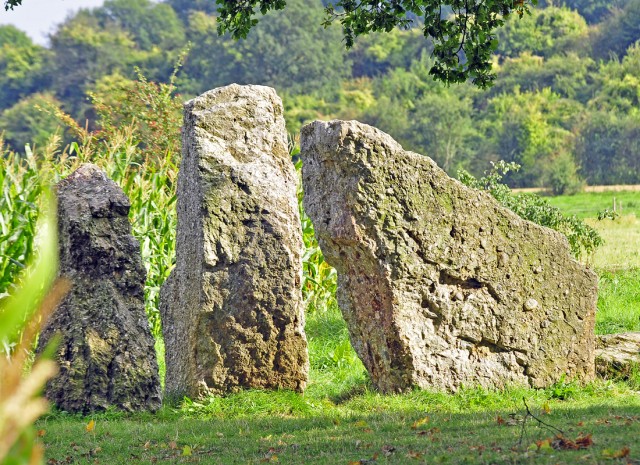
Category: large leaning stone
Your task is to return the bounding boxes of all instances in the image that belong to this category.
[160,84,308,398]
[38,164,161,413]
[301,120,597,393]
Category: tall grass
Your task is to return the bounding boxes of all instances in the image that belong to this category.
[295,155,337,315]
[0,72,180,339]
[0,192,68,464]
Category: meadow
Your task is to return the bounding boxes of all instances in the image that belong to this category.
[36,191,640,465]
[547,191,640,335]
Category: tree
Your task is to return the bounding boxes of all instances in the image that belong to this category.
[214,0,538,88]
[94,0,186,52]
[47,12,141,118]
[363,55,479,174]
[495,6,588,59]
[0,26,49,111]
[592,1,640,59]
[575,111,640,185]
[166,0,219,21]
[0,93,64,151]
[477,88,581,188]
[488,52,596,103]
[537,0,627,24]
[180,0,348,97]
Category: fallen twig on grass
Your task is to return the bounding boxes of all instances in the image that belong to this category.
[518,397,565,447]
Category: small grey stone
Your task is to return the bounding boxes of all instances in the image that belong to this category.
[524,298,539,311]
[596,332,640,378]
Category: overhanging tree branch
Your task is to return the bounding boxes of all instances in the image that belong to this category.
[215,0,537,88]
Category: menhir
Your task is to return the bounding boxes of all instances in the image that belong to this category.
[301,120,597,393]
[160,84,308,398]
[38,163,161,413]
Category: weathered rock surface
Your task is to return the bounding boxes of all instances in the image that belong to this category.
[38,164,161,413]
[301,120,597,393]
[596,332,640,378]
[160,84,308,398]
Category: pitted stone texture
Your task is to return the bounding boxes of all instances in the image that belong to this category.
[38,163,161,413]
[161,84,308,398]
[301,120,597,393]
[596,332,640,378]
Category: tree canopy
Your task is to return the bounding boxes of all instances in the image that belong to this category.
[2,0,640,191]
[4,0,536,87]
[215,0,537,88]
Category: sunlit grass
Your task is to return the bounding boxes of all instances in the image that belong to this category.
[42,301,640,463]
[587,215,640,270]
[546,190,640,220]
[547,191,640,337]
[596,268,640,334]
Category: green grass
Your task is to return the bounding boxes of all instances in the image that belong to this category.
[546,191,640,220]
[597,268,640,334]
[40,304,640,464]
[545,191,640,336]
[39,385,640,464]
[38,190,640,465]
[41,397,640,465]
[586,215,640,270]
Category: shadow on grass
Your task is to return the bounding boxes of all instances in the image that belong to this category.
[40,400,640,465]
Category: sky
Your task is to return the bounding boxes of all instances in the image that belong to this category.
[0,0,107,45]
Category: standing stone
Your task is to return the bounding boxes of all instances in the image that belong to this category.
[301,120,597,393]
[38,164,161,413]
[160,84,308,398]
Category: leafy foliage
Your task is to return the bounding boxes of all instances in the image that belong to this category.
[0,146,42,300]
[0,26,49,111]
[496,6,588,59]
[0,69,181,338]
[459,161,602,259]
[0,93,64,151]
[0,192,63,465]
[183,0,348,97]
[215,0,538,88]
[3,0,640,189]
[2,0,20,10]
[295,155,337,315]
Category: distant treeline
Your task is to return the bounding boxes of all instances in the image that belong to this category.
[1,0,639,191]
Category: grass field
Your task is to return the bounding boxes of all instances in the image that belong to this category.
[39,190,640,465]
[546,190,640,335]
[546,191,640,220]
[38,306,640,465]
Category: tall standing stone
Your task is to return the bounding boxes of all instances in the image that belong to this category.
[161,84,308,398]
[301,120,597,393]
[38,164,161,413]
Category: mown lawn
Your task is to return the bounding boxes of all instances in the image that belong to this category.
[39,389,640,465]
[40,306,640,465]
[39,191,640,465]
